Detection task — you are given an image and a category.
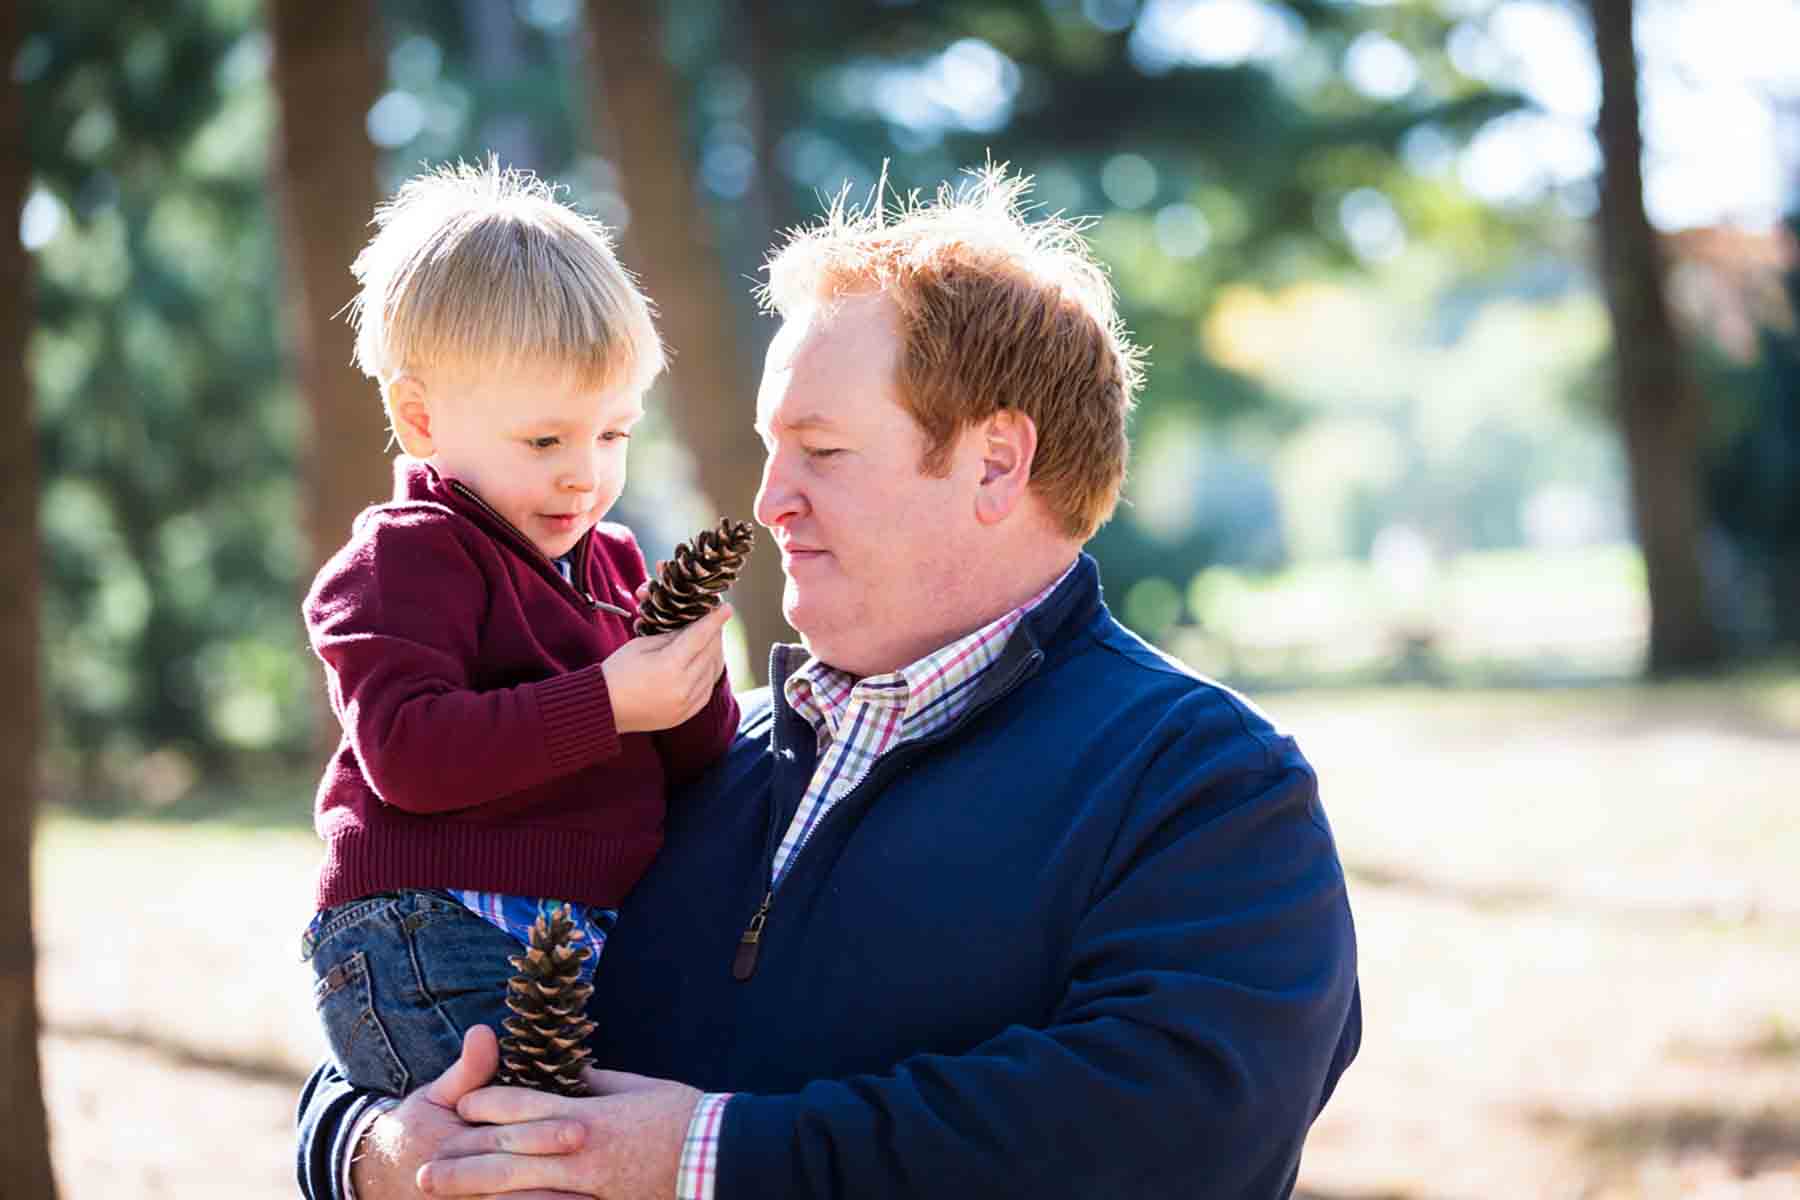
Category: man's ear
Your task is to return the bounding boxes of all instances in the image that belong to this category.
[973,408,1037,526]
[384,374,435,457]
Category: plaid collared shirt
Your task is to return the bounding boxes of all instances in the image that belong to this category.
[675,561,1075,1200]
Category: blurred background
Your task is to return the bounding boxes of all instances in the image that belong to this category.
[4,0,1798,1197]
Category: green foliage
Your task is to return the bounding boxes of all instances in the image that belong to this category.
[648,0,1530,630]
[25,0,310,802]
[23,0,1542,808]
[1705,213,1800,650]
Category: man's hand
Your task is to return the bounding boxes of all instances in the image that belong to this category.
[350,1026,591,1198]
[414,1069,701,1199]
[602,604,731,734]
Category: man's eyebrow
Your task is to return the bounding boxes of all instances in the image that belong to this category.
[767,412,839,433]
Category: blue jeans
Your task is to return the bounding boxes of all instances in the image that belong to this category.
[303,890,526,1096]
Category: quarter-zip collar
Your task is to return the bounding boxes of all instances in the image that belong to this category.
[388,455,632,617]
[730,554,1103,979]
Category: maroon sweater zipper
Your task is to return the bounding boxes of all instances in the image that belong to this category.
[447,480,633,618]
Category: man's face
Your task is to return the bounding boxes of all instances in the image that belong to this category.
[754,293,980,675]
[422,364,644,560]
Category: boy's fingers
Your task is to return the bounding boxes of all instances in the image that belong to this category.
[675,604,732,656]
[639,602,729,665]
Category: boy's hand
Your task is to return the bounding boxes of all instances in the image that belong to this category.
[601,603,731,734]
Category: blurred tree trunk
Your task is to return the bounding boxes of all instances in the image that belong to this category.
[268,0,391,582]
[461,0,548,172]
[584,0,793,683]
[0,2,58,1194]
[1586,0,1722,675]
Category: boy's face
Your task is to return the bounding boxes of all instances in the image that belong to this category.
[397,363,645,560]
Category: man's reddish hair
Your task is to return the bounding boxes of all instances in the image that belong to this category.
[760,164,1144,541]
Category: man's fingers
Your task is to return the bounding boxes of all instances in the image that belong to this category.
[437,1116,587,1159]
[584,1068,658,1096]
[455,1084,570,1126]
[416,1152,577,1197]
[422,1024,500,1109]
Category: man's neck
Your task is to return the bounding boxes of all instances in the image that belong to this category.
[805,548,1081,682]
[950,549,1079,643]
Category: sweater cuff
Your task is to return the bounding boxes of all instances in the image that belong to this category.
[340,1096,398,1200]
[677,1093,734,1200]
[530,662,620,772]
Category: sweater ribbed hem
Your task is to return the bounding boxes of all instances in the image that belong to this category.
[532,662,620,773]
[315,821,660,912]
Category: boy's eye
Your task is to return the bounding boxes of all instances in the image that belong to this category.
[527,436,560,450]
[600,431,631,443]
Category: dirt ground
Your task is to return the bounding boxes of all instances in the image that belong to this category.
[33,682,1800,1199]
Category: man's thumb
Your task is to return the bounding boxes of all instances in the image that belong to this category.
[422,1023,500,1108]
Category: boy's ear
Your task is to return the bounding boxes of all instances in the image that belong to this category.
[385,375,434,457]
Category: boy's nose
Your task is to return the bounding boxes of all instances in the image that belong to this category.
[562,454,600,492]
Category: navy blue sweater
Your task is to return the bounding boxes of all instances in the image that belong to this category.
[297,555,1361,1198]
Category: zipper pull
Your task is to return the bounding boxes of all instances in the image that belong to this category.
[732,891,773,981]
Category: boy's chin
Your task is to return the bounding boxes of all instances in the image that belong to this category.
[533,531,586,560]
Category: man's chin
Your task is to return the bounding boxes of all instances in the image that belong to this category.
[783,601,834,658]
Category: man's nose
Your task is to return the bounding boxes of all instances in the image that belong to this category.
[754,450,802,530]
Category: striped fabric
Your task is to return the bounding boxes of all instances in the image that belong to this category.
[675,560,1075,1200]
[447,891,616,984]
[674,1091,733,1200]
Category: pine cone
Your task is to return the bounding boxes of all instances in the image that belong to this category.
[635,518,756,636]
[494,905,595,1096]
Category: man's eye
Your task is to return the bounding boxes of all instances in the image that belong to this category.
[804,447,841,459]
[528,436,560,450]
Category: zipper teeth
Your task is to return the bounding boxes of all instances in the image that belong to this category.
[448,480,601,609]
[739,645,1047,978]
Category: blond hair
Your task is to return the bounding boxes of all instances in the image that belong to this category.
[759,163,1144,541]
[348,158,664,395]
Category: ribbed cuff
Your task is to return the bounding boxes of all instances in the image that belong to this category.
[340,1096,398,1200]
[531,662,620,772]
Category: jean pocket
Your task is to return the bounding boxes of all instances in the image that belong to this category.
[405,904,523,1004]
[314,950,410,1096]
[304,893,401,961]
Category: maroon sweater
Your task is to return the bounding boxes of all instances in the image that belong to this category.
[305,458,739,913]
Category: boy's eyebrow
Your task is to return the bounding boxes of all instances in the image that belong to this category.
[512,408,646,432]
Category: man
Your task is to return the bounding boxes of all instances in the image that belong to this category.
[297,165,1361,1200]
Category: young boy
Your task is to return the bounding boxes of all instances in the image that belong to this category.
[299,160,738,1097]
